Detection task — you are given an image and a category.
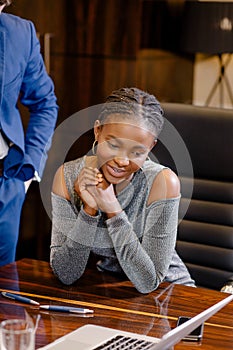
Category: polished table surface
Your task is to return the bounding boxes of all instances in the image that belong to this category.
[0,258,233,349]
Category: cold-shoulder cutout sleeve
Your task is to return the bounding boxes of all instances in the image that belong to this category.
[52,164,70,200]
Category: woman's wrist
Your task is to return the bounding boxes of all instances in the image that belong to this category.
[83,204,98,216]
[106,210,123,219]
[104,199,123,218]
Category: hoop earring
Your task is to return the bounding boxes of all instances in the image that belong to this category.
[92,140,98,155]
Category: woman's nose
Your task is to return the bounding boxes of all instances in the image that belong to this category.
[114,155,130,166]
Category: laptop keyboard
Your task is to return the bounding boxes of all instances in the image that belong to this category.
[93,334,155,349]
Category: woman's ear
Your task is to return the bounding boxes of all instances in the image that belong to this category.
[94,120,101,140]
[150,140,157,150]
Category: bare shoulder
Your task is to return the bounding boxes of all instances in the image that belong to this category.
[52,164,70,200]
[147,168,180,205]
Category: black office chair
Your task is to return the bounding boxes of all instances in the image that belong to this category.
[154,103,233,290]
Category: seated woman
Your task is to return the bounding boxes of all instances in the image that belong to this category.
[50,87,195,294]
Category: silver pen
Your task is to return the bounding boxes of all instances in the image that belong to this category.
[40,305,94,314]
[1,291,40,306]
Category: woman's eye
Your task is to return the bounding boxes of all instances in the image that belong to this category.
[132,151,145,158]
[107,141,119,149]
[134,152,143,158]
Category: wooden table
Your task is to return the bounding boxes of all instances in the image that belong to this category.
[0,258,233,349]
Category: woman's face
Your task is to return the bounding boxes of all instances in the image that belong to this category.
[94,118,156,185]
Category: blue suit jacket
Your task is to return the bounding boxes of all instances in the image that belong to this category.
[0,13,58,180]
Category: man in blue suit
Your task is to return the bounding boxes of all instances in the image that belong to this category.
[0,0,58,266]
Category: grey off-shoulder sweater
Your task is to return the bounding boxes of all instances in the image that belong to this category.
[50,157,195,293]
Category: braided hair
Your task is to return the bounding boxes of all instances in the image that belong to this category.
[99,87,164,139]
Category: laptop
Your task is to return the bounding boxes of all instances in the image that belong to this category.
[38,293,233,350]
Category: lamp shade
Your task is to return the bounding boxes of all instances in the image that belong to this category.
[180,1,233,54]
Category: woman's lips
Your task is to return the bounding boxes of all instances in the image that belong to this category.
[106,164,127,178]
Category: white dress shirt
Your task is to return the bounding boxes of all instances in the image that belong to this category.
[0,132,9,159]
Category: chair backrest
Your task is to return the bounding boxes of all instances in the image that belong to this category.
[154,103,233,290]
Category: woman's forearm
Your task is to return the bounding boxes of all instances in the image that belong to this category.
[50,193,99,284]
[106,199,179,293]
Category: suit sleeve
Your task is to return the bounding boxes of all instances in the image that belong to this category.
[18,21,58,180]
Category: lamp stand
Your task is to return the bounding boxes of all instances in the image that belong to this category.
[205,54,233,108]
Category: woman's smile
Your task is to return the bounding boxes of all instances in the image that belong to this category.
[106,163,128,178]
